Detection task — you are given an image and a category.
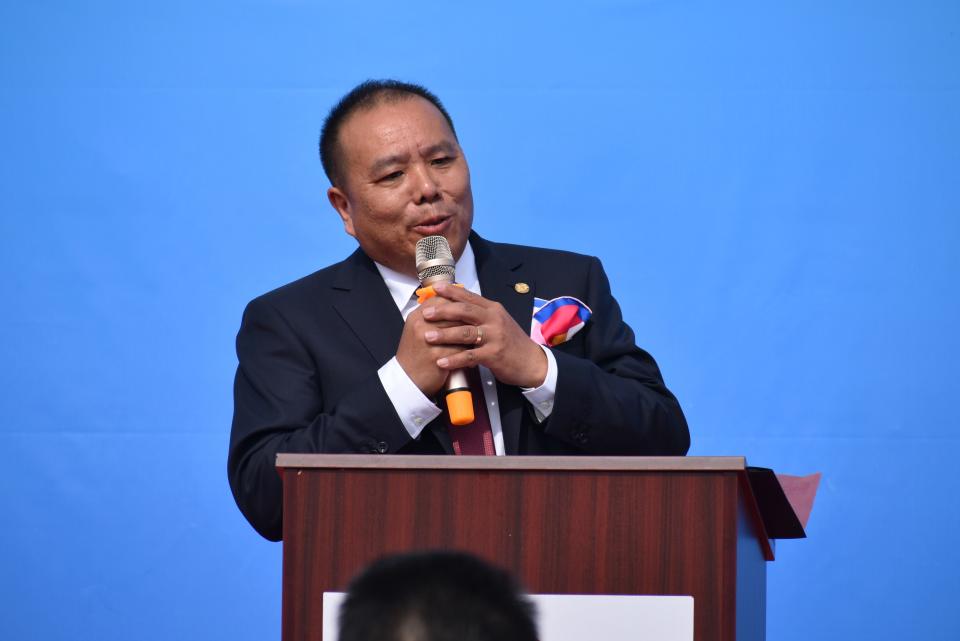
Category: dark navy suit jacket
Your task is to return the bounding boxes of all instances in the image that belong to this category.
[229,233,689,540]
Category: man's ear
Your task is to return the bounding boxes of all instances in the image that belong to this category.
[327,186,356,238]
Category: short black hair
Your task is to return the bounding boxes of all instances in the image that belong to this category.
[337,550,538,641]
[319,79,458,187]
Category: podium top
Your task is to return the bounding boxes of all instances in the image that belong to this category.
[276,453,804,553]
[276,454,746,472]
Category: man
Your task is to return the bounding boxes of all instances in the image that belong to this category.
[229,80,689,541]
[337,550,538,641]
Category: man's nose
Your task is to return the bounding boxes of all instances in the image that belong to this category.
[411,164,440,203]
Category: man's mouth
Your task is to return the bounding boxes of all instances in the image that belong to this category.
[412,215,452,235]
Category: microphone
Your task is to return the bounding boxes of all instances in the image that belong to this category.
[415,236,475,426]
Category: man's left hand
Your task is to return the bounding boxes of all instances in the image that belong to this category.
[421,282,548,389]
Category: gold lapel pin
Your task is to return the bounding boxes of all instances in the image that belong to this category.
[514,282,530,294]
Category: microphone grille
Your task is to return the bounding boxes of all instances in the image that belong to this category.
[415,235,456,284]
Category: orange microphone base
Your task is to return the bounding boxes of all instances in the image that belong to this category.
[445,389,475,425]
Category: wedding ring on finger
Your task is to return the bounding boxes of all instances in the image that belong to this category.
[475,325,484,345]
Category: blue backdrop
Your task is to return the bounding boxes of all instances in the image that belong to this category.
[2,1,958,639]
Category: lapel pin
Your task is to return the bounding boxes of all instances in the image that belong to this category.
[514,282,530,294]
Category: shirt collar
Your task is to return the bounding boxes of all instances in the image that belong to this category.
[374,240,480,312]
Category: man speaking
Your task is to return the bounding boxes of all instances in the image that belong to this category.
[228,80,690,541]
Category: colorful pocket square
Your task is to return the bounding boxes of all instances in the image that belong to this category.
[531,296,592,346]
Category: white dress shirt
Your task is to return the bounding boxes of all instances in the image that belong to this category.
[374,241,558,455]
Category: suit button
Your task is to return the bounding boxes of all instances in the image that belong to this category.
[573,430,588,444]
[376,441,389,454]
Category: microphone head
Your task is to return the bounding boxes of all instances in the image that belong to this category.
[415,235,456,285]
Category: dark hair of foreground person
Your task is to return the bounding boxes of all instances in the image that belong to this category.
[338,550,538,641]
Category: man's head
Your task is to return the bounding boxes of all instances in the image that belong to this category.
[321,80,474,277]
[337,550,539,641]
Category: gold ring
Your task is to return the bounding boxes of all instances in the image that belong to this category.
[475,325,484,345]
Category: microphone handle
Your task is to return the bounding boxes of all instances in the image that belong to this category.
[417,274,475,425]
[417,280,476,426]
[444,369,475,426]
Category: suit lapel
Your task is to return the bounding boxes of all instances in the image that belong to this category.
[330,249,404,367]
[472,233,535,455]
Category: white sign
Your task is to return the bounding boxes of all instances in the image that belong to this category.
[323,592,694,641]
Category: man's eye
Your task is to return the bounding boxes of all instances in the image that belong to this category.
[431,157,453,166]
[379,171,403,182]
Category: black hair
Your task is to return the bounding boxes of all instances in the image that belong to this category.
[337,550,538,641]
[319,79,458,187]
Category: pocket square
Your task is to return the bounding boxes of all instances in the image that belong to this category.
[531,296,592,346]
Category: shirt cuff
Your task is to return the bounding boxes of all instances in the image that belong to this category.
[521,344,557,422]
[377,357,443,439]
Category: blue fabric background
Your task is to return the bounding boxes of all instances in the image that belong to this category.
[2,1,957,638]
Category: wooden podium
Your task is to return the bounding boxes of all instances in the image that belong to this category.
[276,454,803,641]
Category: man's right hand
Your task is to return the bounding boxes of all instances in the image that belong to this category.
[395,297,466,396]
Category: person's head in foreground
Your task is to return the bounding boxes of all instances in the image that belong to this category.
[337,550,539,641]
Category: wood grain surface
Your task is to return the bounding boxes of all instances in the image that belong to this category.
[280,458,766,641]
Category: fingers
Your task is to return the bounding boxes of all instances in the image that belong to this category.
[412,298,459,329]
[424,324,484,346]
[416,283,543,384]
[422,300,485,325]
[397,311,470,396]
[432,282,486,305]
[436,348,482,370]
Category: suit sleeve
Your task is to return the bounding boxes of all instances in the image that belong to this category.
[542,256,690,455]
[227,297,412,541]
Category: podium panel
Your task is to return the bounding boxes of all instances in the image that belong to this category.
[278,455,774,641]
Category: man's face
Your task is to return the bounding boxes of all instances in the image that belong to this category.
[327,96,474,277]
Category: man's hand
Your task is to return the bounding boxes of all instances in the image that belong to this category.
[421,282,548,389]
[395,297,464,396]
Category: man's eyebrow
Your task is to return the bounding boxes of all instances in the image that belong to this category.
[369,153,410,176]
[420,141,458,157]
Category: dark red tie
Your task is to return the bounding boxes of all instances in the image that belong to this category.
[447,367,495,455]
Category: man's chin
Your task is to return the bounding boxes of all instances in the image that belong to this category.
[448,230,471,261]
